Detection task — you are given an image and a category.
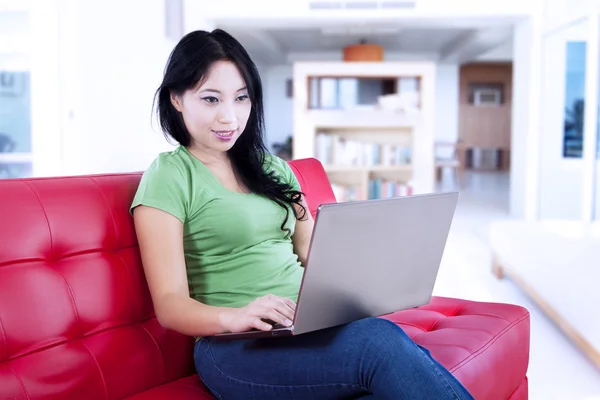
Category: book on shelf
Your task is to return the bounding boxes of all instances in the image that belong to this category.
[331,179,412,203]
[331,184,363,203]
[368,178,412,200]
[316,133,411,167]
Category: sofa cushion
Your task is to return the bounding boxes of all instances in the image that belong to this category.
[382,296,530,400]
[125,376,213,400]
[124,297,530,400]
[288,158,337,219]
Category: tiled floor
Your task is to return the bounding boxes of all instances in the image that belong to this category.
[433,170,600,400]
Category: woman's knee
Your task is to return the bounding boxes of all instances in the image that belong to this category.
[348,317,406,336]
[345,317,414,350]
[336,317,421,378]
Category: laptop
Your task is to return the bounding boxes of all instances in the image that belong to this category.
[213,191,459,341]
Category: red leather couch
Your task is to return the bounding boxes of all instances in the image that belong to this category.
[0,157,530,399]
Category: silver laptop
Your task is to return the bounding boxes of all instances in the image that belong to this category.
[214,191,459,340]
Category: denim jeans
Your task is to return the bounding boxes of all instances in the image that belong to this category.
[194,317,475,399]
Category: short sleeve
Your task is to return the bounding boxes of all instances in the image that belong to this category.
[130,158,188,223]
[269,155,301,192]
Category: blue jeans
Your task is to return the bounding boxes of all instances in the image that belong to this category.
[194,317,474,399]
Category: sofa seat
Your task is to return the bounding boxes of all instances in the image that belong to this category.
[383,296,530,400]
[128,297,529,400]
[126,376,213,400]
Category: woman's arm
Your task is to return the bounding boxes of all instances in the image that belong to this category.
[134,205,232,337]
[291,197,314,266]
[134,205,296,335]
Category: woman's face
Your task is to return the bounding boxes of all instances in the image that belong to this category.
[170,60,252,154]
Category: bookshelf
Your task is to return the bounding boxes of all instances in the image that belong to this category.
[292,61,436,201]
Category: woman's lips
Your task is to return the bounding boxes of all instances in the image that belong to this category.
[213,130,236,141]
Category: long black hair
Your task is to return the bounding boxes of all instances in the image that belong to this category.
[154,29,306,235]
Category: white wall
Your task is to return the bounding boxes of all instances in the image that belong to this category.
[0,52,28,70]
[511,16,543,220]
[21,0,221,178]
[26,0,182,177]
[62,0,178,175]
[183,1,216,34]
[434,64,459,143]
[543,0,597,32]
[263,64,294,150]
[29,0,62,176]
[287,51,440,64]
[261,57,459,151]
[203,0,540,20]
[475,40,514,61]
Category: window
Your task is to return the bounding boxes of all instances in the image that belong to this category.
[0,70,32,178]
[562,41,587,158]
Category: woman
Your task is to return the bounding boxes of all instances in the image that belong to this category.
[131,29,474,400]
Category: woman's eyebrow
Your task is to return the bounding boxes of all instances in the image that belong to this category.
[199,87,247,94]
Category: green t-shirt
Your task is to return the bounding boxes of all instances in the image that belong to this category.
[130,146,304,308]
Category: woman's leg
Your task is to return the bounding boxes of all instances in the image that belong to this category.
[194,317,474,400]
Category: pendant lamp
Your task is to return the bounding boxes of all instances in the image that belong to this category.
[343,39,384,62]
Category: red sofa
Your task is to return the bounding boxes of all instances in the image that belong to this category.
[0,157,530,399]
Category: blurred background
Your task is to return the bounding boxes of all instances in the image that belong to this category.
[1,0,600,398]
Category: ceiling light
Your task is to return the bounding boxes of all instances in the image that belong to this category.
[320,27,401,36]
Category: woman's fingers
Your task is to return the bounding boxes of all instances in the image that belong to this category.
[274,302,295,322]
[267,296,295,321]
[267,309,293,327]
[257,294,296,325]
[264,294,295,308]
[283,297,297,311]
[251,317,273,331]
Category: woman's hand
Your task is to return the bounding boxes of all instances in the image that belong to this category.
[219,294,296,333]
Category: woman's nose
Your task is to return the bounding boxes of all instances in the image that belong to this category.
[217,104,236,123]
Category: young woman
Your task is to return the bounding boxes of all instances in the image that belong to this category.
[131,29,474,400]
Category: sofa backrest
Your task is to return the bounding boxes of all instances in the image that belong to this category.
[0,157,335,399]
[288,158,337,218]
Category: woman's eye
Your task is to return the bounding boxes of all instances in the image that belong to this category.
[237,95,249,102]
[202,96,219,104]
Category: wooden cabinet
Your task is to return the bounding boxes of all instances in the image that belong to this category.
[458,62,512,170]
